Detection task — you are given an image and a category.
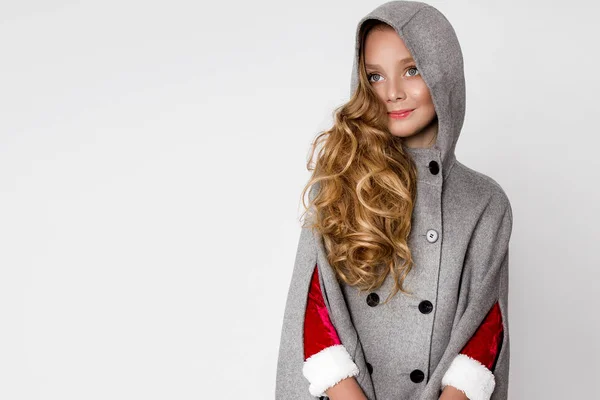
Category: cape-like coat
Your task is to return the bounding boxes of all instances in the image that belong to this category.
[276,2,513,399]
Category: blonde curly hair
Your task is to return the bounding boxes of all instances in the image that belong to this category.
[300,20,422,304]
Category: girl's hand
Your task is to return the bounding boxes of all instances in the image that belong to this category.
[439,385,469,400]
[324,377,368,400]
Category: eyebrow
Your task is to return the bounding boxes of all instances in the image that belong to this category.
[365,57,415,69]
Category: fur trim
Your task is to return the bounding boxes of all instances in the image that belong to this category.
[441,353,496,400]
[302,344,360,397]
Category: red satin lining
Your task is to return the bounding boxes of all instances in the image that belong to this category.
[303,264,342,360]
[303,264,504,370]
[460,301,504,370]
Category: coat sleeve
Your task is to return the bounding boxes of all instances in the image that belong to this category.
[440,301,504,400]
[303,264,359,397]
[277,182,376,400]
[433,192,512,400]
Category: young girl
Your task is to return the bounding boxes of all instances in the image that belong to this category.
[276,2,513,400]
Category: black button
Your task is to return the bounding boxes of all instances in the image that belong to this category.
[419,300,433,314]
[428,160,439,175]
[366,292,379,307]
[410,369,425,383]
[366,362,373,374]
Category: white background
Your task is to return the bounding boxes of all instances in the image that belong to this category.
[1,0,598,399]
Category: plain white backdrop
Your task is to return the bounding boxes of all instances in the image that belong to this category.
[1,0,598,398]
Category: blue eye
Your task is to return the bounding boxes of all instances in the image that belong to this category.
[406,66,420,77]
[368,73,383,83]
[368,66,420,83]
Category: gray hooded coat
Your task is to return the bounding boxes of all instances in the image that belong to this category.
[275,1,513,399]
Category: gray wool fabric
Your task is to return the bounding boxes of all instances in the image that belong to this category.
[275,1,513,400]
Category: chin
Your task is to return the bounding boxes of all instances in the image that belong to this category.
[387,125,416,138]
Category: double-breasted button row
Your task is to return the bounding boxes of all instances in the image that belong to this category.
[364,362,423,384]
[363,296,430,385]
[366,293,433,314]
[397,159,433,390]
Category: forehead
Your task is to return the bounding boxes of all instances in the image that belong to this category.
[363,28,413,65]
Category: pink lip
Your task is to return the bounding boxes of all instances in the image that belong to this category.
[389,109,414,119]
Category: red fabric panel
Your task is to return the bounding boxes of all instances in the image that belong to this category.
[303,264,342,360]
[460,301,504,370]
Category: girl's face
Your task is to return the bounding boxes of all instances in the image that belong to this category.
[364,27,438,148]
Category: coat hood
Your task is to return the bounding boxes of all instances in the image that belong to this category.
[350,0,466,181]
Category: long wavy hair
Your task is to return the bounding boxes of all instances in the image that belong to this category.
[300,20,420,304]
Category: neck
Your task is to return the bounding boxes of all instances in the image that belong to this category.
[402,117,439,149]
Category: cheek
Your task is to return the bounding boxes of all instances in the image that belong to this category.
[408,82,433,105]
[374,86,387,102]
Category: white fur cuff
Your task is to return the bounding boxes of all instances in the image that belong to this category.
[441,353,496,400]
[302,344,360,397]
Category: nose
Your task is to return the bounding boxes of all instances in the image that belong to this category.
[386,78,406,102]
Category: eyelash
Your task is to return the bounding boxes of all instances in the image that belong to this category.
[367,66,420,83]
